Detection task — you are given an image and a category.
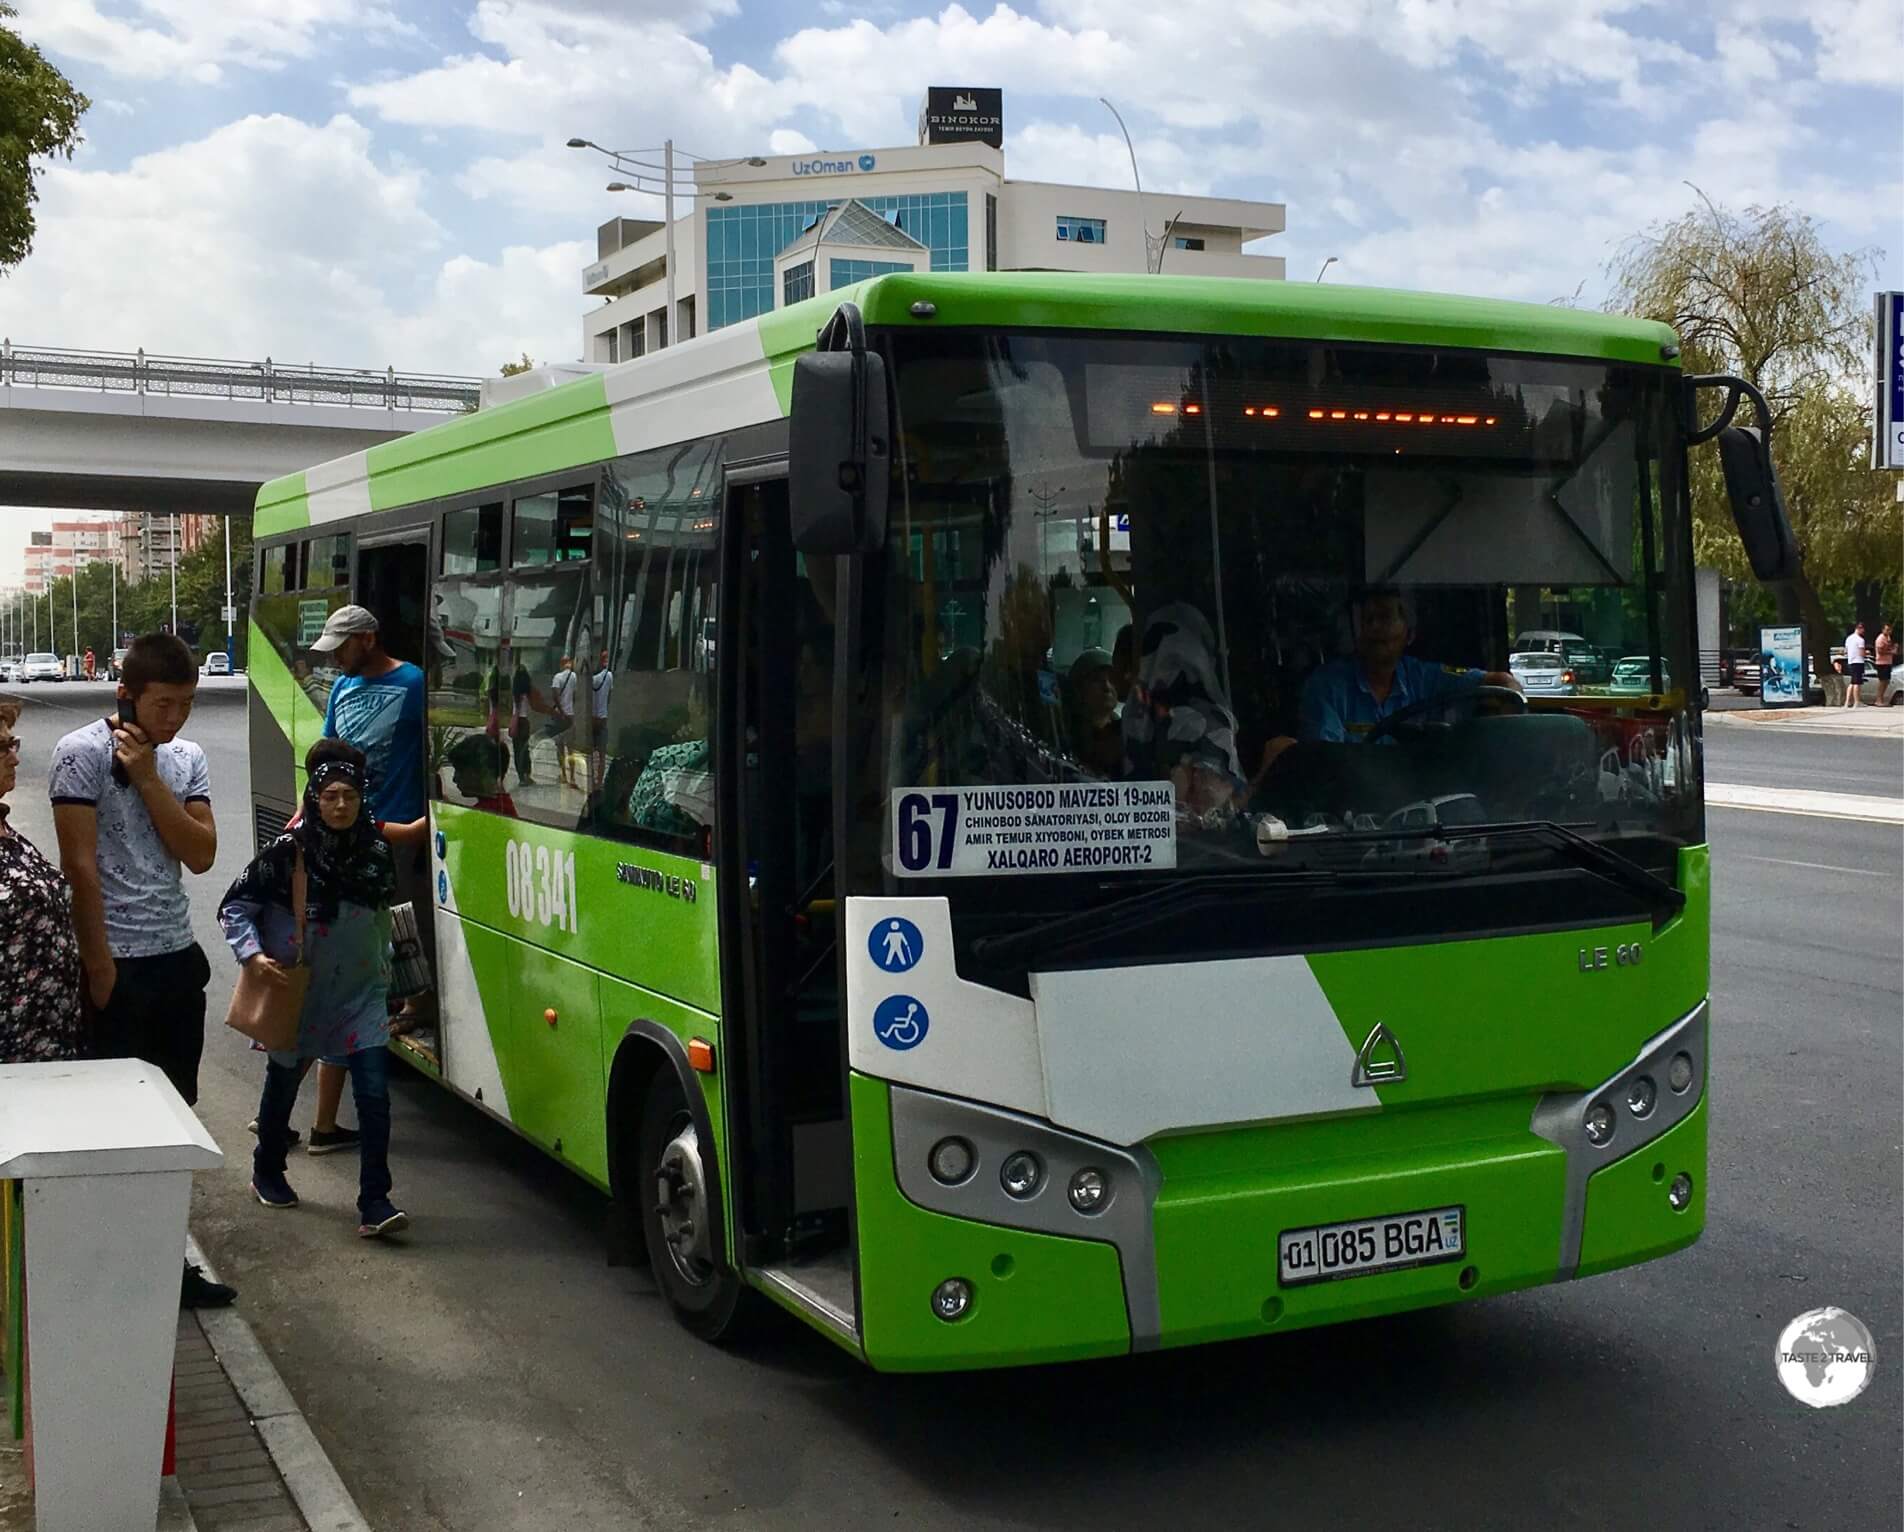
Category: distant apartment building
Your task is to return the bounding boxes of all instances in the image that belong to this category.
[16,511,221,594]
[22,520,115,594]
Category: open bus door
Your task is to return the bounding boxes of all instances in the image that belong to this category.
[355,531,440,1073]
[717,470,857,1338]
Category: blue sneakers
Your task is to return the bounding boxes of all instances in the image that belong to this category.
[252,1172,299,1209]
[357,1200,409,1238]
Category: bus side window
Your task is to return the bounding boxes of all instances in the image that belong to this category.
[500,483,596,830]
[589,440,722,855]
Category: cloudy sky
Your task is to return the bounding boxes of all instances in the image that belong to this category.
[0,0,1898,579]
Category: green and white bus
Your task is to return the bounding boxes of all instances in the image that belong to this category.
[248,274,1794,1370]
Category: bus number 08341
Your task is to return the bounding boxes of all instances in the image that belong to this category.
[505,840,579,934]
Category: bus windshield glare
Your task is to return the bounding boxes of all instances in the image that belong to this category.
[871,328,1699,886]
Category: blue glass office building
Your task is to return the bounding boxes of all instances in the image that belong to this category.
[706,192,969,331]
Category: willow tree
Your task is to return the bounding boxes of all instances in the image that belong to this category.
[1608,196,1894,698]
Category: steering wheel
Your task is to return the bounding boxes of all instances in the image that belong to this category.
[1364,683,1527,743]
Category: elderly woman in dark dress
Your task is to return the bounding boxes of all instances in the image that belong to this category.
[0,700,83,1062]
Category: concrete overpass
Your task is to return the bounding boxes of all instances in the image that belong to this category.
[0,343,481,516]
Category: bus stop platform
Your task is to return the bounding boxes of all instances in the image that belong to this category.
[1,1238,365,1532]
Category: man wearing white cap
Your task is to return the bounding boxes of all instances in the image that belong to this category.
[301,605,427,1153]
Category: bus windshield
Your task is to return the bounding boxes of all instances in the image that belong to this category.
[868,327,1699,895]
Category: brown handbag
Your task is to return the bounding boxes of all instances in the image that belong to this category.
[222,849,311,1053]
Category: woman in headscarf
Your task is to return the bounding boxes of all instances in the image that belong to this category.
[220,738,408,1238]
[1120,603,1247,816]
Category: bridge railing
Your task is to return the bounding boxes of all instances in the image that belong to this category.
[0,342,481,413]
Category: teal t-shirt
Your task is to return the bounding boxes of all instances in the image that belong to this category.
[323,662,427,823]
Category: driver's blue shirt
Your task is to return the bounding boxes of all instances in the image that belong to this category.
[1300,656,1484,744]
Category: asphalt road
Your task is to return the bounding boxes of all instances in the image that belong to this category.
[1705,720,1903,799]
[3,681,1898,1531]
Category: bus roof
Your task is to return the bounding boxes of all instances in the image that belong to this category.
[256,273,1679,537]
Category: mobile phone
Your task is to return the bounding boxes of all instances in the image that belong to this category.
[110,697,137,785]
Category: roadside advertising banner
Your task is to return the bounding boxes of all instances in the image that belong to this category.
[1759,624,1806,707]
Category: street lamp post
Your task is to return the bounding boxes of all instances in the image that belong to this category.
[169,516,178,639]
[223,515,234,667]
[1099,98,1162,274]
[1315,255,1339,282]
[571,137,763,349]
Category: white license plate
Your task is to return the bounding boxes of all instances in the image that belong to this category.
[1278,1206,1465,1287]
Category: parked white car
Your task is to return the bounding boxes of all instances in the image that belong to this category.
[20,652,64,683]
[203,652,232,676]
[1508,651,1573,695]
[0,658,20,684]
[1608,656,1671,695]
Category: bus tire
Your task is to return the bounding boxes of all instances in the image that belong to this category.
[636,1070,753,1342]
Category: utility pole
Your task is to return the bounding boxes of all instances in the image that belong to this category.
[169,515,178,639]
[663,139,677,350]
[70,565,79,667]
[223,515,234,667]
[111,532,119,660]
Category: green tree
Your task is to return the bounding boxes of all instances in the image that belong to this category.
[1608,195,1898,699]
[500,353,537,376]
[0,2,89,271]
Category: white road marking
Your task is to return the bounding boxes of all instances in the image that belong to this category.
[1737,855,1890,878]
[1706,782,1904,824]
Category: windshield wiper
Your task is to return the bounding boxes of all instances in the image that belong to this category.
[1419,819,1686,917]
[968,869,1345,969]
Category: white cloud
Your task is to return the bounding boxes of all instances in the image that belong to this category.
[16,0,415,85]
[0,113,580,376]
[768,128,817,155]
[345,1,782,145]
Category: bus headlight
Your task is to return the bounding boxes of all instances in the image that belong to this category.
[1000,1151,1043,1200]
[1585,1102,1616,1146]
[1067,1167,1109,1214]
[927,1137,975,1185]
[1667,1052,1695,1094]
[1626,1076,1657,1118]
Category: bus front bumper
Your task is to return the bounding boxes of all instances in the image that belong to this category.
[854,1003,1707,1371]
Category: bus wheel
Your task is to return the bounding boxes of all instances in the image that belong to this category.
[637,1071,751,1342]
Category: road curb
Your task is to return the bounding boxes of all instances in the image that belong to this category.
[158,1475,196,1531]
[184,1234,371,1532]
[1704,709,1904,737]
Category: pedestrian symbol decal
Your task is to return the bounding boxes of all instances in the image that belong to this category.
[873,995,929,1051]
[869,916,923,974]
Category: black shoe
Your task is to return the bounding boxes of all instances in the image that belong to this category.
[181,1262,237,1309]
[306,1125,361,1156]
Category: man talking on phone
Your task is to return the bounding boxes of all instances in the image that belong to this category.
[50,631,233,1308]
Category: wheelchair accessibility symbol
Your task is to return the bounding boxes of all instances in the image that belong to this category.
[873,995,929,1051]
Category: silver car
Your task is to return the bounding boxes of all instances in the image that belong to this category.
[1507,651,1572,695]
[21,652,64,683]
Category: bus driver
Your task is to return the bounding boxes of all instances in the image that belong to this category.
[1300,588,1520,745]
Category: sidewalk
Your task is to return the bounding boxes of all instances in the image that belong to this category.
[0,1240,366,1532]
[1705,702,1904,737]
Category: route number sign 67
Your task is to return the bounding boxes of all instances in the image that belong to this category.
[505,840,579,934]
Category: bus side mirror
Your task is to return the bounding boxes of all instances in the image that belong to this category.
[1717,425,1799,582]
[788,349,890,555]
